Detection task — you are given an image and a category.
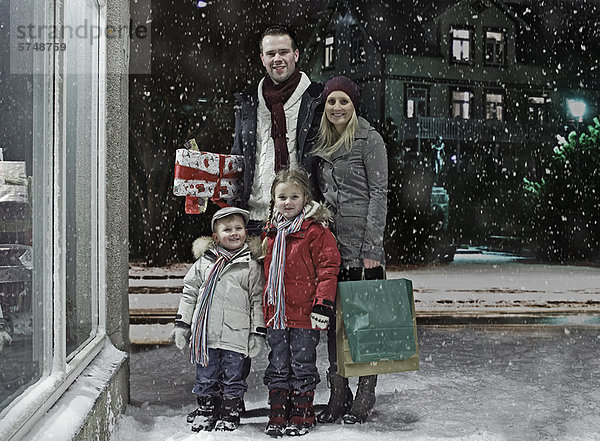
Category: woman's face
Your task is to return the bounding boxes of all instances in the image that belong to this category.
[325,91,355,134]
[274,181,307,220]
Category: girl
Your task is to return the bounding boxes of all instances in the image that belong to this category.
[262,169,341,437]
[311,76,388,424]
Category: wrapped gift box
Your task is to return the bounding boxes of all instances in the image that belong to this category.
[173,149,243,201]
[0,162,28,204]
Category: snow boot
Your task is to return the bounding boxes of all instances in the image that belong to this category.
[316,369,353,423]
[265,389,290,437]
[285,389,315,436]
[215,395,243,431]
[342,375,377,424]
[188,394,219,432]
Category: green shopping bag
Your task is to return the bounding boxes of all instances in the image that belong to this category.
[338,278,417,364]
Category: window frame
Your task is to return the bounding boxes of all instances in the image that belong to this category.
[450,26,474,64]
[350,25,365,65]
[527,94,549,125]
[485,89,505,121]
[484,27,506,67]
[0,0,108,438]
[323,33,336,70]
[450,88,474,119]
[405,84,429,118]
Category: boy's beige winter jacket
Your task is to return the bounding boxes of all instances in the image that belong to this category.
[175,238,265,356]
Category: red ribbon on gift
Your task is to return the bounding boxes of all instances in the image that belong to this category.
[174,155,241,202]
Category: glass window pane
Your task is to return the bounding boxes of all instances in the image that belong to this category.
[407,100,415,118]
[486,31,503,41]
[453,29,470,39]
[0,0,48,413]
[64,0,99,357]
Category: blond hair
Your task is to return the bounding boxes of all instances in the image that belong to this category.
[314,110,358,157]
[262,168,314,255]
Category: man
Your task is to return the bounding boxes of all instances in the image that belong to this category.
[231,25,323,233]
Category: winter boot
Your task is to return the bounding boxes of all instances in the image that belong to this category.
[265,389,290,437]
[285,389,315,436]
[316,369,353,423]
[188,395,220,432]
[215,395,243,431]
[342,375,377,424]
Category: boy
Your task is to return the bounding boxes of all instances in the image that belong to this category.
[171,206,266,432]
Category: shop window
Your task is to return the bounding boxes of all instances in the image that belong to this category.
[485,91,504,121]
[451,27,472,63]
[485,29,505,66]
[324,34,335,69]
[452,90,473,119]
[0,0,106,437]
[406,85,429,118]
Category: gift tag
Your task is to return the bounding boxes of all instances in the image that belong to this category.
[185,196,208,214]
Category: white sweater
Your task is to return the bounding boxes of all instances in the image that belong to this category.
[248,72,311,221]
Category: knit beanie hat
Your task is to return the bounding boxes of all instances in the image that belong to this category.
[323,76,361,109]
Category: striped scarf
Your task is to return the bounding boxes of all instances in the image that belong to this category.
[190,244,242,366]
[265,209,306,329]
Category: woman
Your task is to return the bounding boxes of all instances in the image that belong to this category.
[311,76,388,424]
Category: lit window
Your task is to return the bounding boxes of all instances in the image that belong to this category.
[452,90,473,119]
[324,34,335,68]
[528,95,548,124]
[486,92,504,121]
[406,86,428,118]
[485,30,505,66]
[451,28,472,62]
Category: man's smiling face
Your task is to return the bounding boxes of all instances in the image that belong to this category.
[260,34,299,84]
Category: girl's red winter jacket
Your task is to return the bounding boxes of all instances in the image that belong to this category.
[263,213,341,329]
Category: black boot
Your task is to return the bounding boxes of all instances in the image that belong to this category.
[316,370,353,423]
[342,375,377,424]
[215,395,243,431]
[188,395,220,432]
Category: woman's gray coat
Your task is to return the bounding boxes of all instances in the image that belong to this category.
[313,116,388,267]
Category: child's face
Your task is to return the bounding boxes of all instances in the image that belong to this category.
[274,181,307,220]
[212,215,247,250]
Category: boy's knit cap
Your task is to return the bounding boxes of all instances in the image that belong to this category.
[211,206,250,231]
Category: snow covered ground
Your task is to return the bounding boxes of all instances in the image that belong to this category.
[112,325,600,441]
[115,252,600,440]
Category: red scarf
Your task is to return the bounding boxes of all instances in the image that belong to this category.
[262,68,302,171]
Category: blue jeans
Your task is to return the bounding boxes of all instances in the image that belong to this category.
[264,328,320,393]
[192,348,247,397]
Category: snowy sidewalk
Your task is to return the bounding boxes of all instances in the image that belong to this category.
[129,251,600,343]
[112,325,600,441]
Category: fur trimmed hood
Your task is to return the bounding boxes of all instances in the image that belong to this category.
[192,235,263,260]
[304,200,332,226]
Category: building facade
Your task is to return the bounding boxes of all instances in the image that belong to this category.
[0,0,130,439]
[306,0,600,246]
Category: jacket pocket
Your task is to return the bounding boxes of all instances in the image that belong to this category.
[220,309,250,347]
